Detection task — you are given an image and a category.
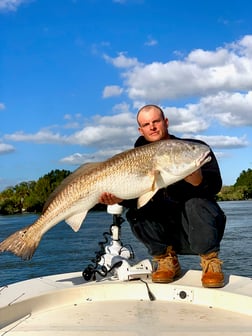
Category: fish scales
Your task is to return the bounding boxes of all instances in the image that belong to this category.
[0,139,211,260]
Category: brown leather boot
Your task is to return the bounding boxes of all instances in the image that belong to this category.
[200,252,224,288]
[152,246,181,283]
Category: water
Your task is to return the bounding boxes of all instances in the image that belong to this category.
[0,201,251,287]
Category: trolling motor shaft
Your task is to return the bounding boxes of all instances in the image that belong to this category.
[101,204,133,267]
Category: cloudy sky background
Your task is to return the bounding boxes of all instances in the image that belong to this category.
[1,0,252,190]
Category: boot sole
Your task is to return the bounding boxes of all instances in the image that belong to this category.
[202,281,225,288]
[152,271,182,284]
[152,278,175,284]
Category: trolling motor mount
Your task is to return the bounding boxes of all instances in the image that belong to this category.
[82,204,152,281]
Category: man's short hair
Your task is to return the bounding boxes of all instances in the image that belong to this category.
[137,104,165,125]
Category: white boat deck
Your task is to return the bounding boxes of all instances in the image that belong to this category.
[1,270,252,335]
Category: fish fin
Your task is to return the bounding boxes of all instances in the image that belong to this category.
[137,169,165,209]
[65,211,88,232]
[137,189,159,208]
[74,162,102,174]
[43,162,102,212]
[151,169,165,188]
[0,224,41,261]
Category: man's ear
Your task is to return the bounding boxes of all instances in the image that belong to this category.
[138,126,144,135]
[165,117,169,128]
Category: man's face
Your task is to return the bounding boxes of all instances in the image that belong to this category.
[137,107,169,142]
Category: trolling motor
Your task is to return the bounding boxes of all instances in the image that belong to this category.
[82,204,152,281]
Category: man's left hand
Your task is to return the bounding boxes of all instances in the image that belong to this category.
[184,169,203,186]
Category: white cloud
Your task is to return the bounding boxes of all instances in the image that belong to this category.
[4,32,252,166]
[200,91,252,126]
[3,112,138,149]
[0,0,31,12]
[60,148,125,166]
[68,123,136,147]
[104,35,252,102]
[93,112,135,126]
[0,102,5,110]
[103,52,141,68]
[144,36,158,47]
[103,85,123,98]
[186,48,229,67]
[112,102,130,113]
[63,113,84,129]
[0,143,15,154]
[190,135,249,149]
[163,105,210,134]
[4,130,66,144]
[162,90,252,132]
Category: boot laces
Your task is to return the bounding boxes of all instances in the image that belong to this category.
[155,251,178,271]
[201,255,223,273]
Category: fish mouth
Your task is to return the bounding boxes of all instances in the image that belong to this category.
[197,150,211,166]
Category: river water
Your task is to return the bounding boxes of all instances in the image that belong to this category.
[0,201,251,287]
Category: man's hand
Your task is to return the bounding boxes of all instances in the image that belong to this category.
[184,169,203,186]
[99,192,123,205]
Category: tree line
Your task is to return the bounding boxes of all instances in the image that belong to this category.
[0,168,251,215]
[0,169,71,215]
[218,168,252,201]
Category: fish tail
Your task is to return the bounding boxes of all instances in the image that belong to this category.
[0,225,41,260]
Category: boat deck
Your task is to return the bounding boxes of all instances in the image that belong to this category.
[1,270,252,335]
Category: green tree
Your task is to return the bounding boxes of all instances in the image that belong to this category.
[14,181,34,212]
[0,169,71,215]
[27,169,71,212]
[234,168,252,198]
[0,198,17,215]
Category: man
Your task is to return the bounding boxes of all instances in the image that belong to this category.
[99,104,226,288]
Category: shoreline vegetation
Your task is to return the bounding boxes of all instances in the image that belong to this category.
[0,168,251,216]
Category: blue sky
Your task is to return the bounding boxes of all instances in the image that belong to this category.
[1,0,252,191]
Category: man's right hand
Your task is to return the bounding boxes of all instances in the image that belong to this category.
[99,192,123,205]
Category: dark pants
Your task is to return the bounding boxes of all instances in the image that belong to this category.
[126,198,226,256]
